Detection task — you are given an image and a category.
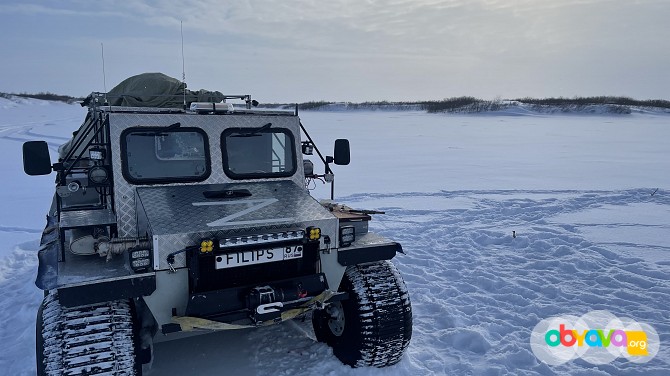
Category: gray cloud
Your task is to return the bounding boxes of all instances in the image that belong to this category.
[0,0,667,100]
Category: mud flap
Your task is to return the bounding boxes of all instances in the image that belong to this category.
[35,238,59,290]
[337,232,403,266]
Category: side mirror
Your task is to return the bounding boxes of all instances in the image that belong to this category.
[333,139,350,165]
[23,141,52,176]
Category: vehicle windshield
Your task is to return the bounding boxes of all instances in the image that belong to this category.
[122,128,210,183]
[222,128,296,179]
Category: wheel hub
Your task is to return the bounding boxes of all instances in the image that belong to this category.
[325,302,345,336]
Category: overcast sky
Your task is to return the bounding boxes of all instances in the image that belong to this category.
[0,0,668,102]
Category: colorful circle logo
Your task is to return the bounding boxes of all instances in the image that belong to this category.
[530,310,660,365]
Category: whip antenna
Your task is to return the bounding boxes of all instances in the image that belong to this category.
[181,20,186,109]
[101,43,108,103]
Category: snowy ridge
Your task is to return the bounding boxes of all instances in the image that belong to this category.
[297,101,670,115]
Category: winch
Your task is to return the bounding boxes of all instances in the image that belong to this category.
[247,281,314,323]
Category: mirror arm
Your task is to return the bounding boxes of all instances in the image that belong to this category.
[299,121,331,173]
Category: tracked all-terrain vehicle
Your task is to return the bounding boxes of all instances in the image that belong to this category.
[23,74,412,375]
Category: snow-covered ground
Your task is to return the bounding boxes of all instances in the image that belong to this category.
[1,97,668,375]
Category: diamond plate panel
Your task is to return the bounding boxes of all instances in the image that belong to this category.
[346,232,397,248]
[108,113,305,238]
[134,181,337,270]
[137,181,333,235]
[60,209,116,229]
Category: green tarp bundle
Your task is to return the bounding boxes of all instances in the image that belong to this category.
[63,73,226,158]
[105,72,224,108]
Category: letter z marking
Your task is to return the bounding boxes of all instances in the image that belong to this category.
[192,198,294,227]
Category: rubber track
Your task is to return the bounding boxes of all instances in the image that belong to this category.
[347,261,412,367]
[41,292,136,376]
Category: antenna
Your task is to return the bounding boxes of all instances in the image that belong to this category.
[101,43,108,103]
[181,20,186,109]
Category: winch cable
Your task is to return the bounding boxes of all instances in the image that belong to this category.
[166,246,198,272]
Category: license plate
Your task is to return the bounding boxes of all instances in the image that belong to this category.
[215,245,303,269]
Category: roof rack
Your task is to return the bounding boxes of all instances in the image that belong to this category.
[85,92,253,108]
[85,92,297,116]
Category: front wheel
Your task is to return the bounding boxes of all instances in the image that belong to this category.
[312,260,412,367]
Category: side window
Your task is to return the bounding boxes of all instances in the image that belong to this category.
[121,127,210,184]
[222,128,296,179]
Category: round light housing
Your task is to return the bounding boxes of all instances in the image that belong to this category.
[88,166,109,184]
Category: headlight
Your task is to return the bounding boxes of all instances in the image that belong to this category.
[307,227,321,241]
[89,147,106,160]
[219,230,305,249]
[339,226,355,247]
[88,166,109,185]
[129,247,151,272]
[200,239,214,253]
[130,249,150,259]
[131,258,151,269]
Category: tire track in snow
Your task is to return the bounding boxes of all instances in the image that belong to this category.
[357,189,670,375]
[0,99,81,149]
[0,226,42,234]
[23,127,72,142]
[0,243,43,376]
[0,122,75,151]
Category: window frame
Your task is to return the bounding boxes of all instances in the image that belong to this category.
[221,127,297,180]
[120,126,211,185]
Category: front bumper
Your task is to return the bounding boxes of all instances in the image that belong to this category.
[162,273,341,333]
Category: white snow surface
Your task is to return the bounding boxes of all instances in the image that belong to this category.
[1,96,669,375]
